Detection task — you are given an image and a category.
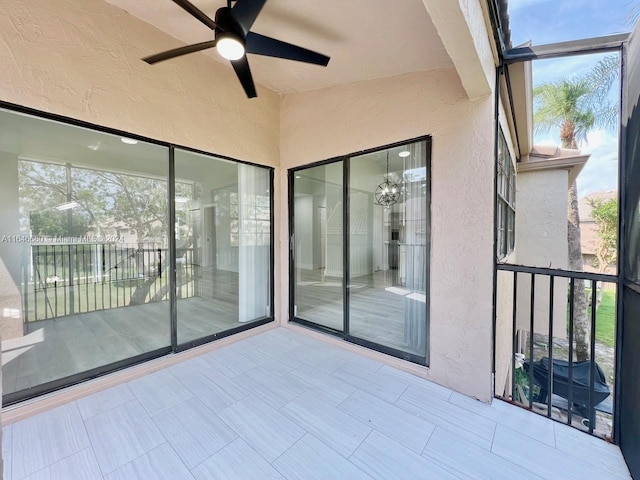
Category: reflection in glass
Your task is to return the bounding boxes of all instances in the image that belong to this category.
[0,108,170,398]
[349,141,429,357]
[174,150,271,345]
[293,162,344,331]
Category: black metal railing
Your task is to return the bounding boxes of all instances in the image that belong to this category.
[23,243,196,322]
[496,263,618,436]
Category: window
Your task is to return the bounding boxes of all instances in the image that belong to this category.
[497,128,516,259]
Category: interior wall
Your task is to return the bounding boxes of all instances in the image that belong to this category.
[280,68,495,401]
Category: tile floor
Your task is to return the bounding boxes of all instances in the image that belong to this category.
[2,328,631,480]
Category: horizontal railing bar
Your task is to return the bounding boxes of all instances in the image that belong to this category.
[497,263,617,282]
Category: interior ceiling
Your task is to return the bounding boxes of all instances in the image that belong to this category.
[105,0,453,94]
[0,109,238,189]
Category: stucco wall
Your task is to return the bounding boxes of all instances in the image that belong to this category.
[0,0,281,166]
[280,68,495,401]
[515,169,569,338]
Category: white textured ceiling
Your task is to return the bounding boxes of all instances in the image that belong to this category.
[105,0,453,94]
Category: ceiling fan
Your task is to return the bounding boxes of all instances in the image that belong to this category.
[143,0,331,98]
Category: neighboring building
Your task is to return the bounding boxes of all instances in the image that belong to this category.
[579,190,618,275]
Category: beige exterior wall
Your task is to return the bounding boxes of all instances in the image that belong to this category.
[280,68,496,401]
[515,169,569,338]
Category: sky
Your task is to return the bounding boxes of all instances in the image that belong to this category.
[508,0,636,198]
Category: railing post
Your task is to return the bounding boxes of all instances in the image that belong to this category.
[568,278,575,426]
[589,280,598,433]
[529,273,536,410]
[548,276,555,418]
[511,271,518,401]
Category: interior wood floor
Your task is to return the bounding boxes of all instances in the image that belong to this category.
[295,270,426,356]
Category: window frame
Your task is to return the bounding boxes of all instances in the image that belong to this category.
[497,127,516,260]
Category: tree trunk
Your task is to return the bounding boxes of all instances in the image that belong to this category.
[567,181,590,361]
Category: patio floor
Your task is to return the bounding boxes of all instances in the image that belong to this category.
[2,327,631,480]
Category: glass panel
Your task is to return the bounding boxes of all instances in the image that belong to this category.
[508,1,635,48]
[348,141,429,357]
[292,162,344,331]
[174,149,271,345]
[0,108,170,399]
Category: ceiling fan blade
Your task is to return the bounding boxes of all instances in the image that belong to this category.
[142,40,217,65]
[232,0,267,35]
[245,32,330,66]
[231,56,257,98]
[172,0,218,30]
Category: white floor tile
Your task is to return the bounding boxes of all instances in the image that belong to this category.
[273,434,373,480]
[152,397,237,469]
[76,383,136,420]
[105,443,194,480]
[423,427,543,480]
[288,364,356,406]
[202,347,258,378]
[12,402,90,479]
[350,430,459,480]
[281,392,371,458]
[553,421,630,477]
[395,384,496,449]
[338,390,434,453]
[231,366,307,409]
[174,369,247,413]
[24,448,103,480]
[378,366,453,400]
[85,400,165,475]
[331,363,408,403]
[492,424,629,480]
[218,396,305,463]
[128,369,193,416]
[3,424,12,480]
[449,392,556,447]
[191,438,284,480]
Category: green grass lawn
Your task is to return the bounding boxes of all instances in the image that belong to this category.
[596,289,616,347]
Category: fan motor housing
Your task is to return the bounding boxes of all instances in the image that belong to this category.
[215,7,246,37]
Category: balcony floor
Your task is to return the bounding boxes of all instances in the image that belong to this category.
[2,328,631,480]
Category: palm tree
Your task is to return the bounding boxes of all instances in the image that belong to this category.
[533,55,619,361]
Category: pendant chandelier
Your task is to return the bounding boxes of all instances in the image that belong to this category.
[375,151,400,207]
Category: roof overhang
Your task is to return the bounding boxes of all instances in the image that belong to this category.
[518,145,590,186]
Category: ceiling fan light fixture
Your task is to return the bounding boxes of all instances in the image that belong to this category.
[217,33,245,60]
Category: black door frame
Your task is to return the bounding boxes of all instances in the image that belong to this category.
[0,100,276,406]
[288,136,432,366]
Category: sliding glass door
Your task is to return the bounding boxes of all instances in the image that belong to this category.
[0,106,274,405]
[290,138,430,364]
[174,149,272,346]
[348,142,429,359]
[291,162,344,332]
[0,108,171,402]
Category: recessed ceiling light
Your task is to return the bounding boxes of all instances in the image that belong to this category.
[296,175,301,179]
[121,137,138,145]
[399,151,411,158]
